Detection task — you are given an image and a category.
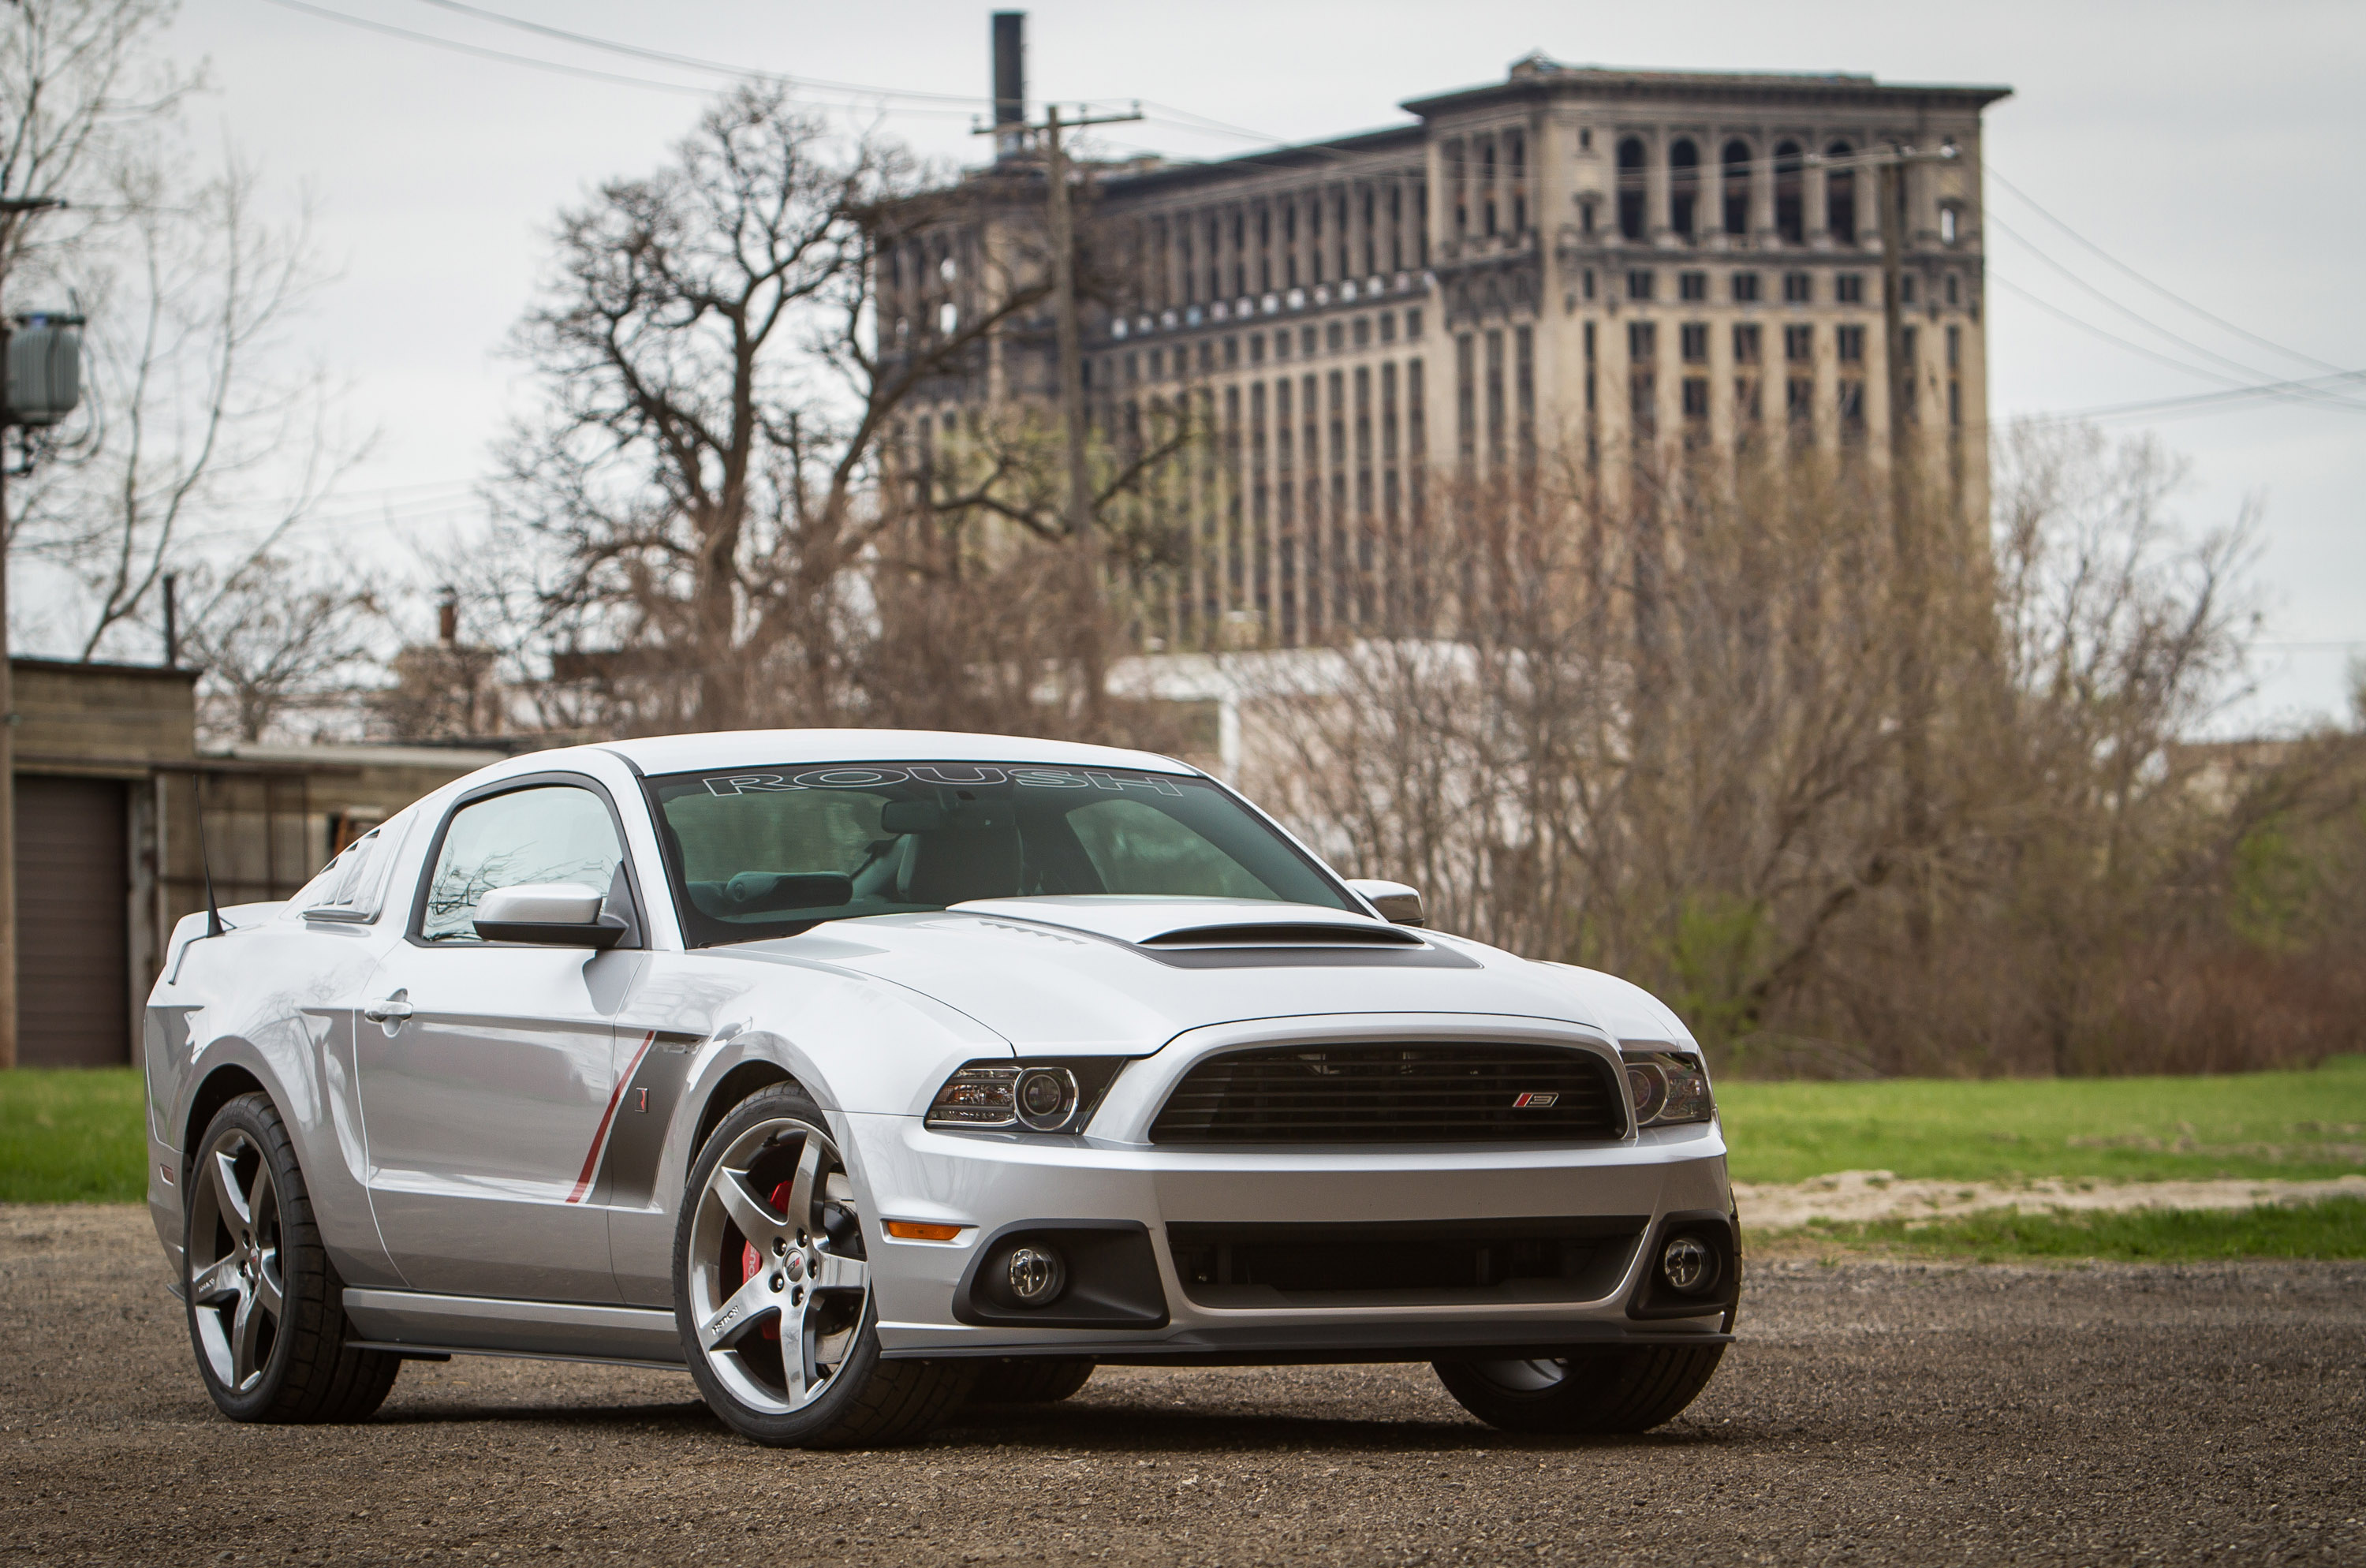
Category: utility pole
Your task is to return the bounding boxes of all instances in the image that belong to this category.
[0,192,68,1070]
[1878,155,1935,949]
[1855,146,1955,951]
[975,96,1140,733]
[1,315,13,1069]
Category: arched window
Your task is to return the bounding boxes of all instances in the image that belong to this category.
[1480,136,1498,237]
[1774,140,1804,245]
[1446,138,1467,240]
[1722,140,1752,236]
[1826,140,1857,246]
[1670,138,1700,240]
[1616,136,1648,241]
[1506,132,1526,237]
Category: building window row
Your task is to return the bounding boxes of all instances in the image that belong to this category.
[1599,266,1966,310]
[1446,129,1530,242]
[1607,134,1956,249]
[1166,357,1428,646]
[1144,177,1430,312]
[1111,309,1427,384]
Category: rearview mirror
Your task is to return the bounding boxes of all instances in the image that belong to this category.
[719,870,853,914]
[879,798,949,834]
[1345,878,1426,928]
[474,882,629,949]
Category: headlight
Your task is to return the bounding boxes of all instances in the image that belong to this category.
[1625,1049,1713,1129]
[926,1058,1126,1134]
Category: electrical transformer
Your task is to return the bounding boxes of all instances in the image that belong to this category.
[6,312,83,427]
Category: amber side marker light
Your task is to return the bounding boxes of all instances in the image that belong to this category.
[884,1221,966,1241]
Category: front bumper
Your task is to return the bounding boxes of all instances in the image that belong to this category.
[845,1112,1735,1361]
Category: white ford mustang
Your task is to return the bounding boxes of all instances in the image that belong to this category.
[144,730,1736,1447]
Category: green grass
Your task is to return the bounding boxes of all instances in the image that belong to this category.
[1719,1055,2366,1186]
[1786,1197,2366,1264]
[7,1057,2366,1230]
[0,1066,147,1204]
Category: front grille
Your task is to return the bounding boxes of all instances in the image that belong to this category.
[1167,1217,1645,1308]
[1148,1042,1625,1144]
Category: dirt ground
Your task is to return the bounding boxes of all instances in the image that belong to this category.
[1731,1170,2366,1228]
[2,1205,2360,1566]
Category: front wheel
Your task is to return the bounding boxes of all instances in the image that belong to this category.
[183,1092,401,1423]
[674,1083,973,1447]
[1433,1343,1724,1435]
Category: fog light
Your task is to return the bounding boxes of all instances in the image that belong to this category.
[1006,1244,1067,1305]
[1661,1234,1718,1295]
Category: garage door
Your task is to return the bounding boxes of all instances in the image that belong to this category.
[15,775,130,1067]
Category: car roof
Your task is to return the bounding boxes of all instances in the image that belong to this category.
[593,728,1205,778]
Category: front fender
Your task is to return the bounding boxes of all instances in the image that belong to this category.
[147,920,403,1292]
[607,958,1011,1307]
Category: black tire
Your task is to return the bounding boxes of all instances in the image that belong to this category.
[965,1358,1095,1406]
[182,1092,401,1424]
[674,1082,974,1448]
[1433,1343,1724,1435]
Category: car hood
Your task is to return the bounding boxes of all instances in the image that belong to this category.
[725,898,1617,1055]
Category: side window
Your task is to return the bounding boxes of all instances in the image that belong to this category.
[420,786,625,943]
[1067,798,1271,900]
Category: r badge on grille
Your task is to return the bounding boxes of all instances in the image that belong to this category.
[1512,1091,1559,1108]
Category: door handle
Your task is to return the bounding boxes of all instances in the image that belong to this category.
[363,991,413,1028]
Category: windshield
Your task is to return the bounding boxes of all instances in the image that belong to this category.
[647,761,1355,946]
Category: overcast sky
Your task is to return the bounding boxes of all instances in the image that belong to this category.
[142,0,2364,730]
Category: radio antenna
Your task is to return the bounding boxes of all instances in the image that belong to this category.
[196,773,224,939]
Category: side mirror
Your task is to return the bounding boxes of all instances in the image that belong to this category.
[474,882,629,949]
[1345,878,1426,928]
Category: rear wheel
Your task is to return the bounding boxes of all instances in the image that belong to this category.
[674,1083,973,1447]
[965,1358,1095,1406]
[1433,1344,1724,1435]
[183,1092,401,1423]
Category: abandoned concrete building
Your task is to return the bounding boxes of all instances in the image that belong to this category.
[875,43,2009,647]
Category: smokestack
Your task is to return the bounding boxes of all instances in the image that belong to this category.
[437,585,459,648]
[991,11,1026,162]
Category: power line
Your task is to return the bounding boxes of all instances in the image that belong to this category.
[2021,366,2366,425]
[259,0,712,95]
[405,0,991,108]
[1985,270,2363,413]
[1987,212,2366,413]
[1985,163,2342,379]
[171,494,489,548]
[263,1,994,120]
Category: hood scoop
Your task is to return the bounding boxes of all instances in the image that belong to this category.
[946,896,1424,950]
[1138,921,1424,950]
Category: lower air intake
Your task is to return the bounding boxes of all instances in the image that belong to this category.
[1149,1042,1625,1144]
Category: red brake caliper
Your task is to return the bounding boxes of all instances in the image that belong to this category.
[737,1180,797,1342]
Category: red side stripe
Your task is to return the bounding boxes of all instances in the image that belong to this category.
[568,1031,654,1204]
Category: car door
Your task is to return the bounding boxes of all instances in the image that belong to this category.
[355,777,649,1303]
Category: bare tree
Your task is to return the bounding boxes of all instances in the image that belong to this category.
[0,1,360,661]
[0,0,194,296]
[1245,424,2283,1075]
[177,549,382,743]
[491,86,1051,731]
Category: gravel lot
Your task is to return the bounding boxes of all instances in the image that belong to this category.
[2,1204,2360,1565]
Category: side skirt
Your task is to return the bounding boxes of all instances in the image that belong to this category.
[341,1287,686,1367]
[345,1342,685,1374]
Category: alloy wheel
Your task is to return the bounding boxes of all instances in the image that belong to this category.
[186,1129,285,1394]
[684,1117,871,1416]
